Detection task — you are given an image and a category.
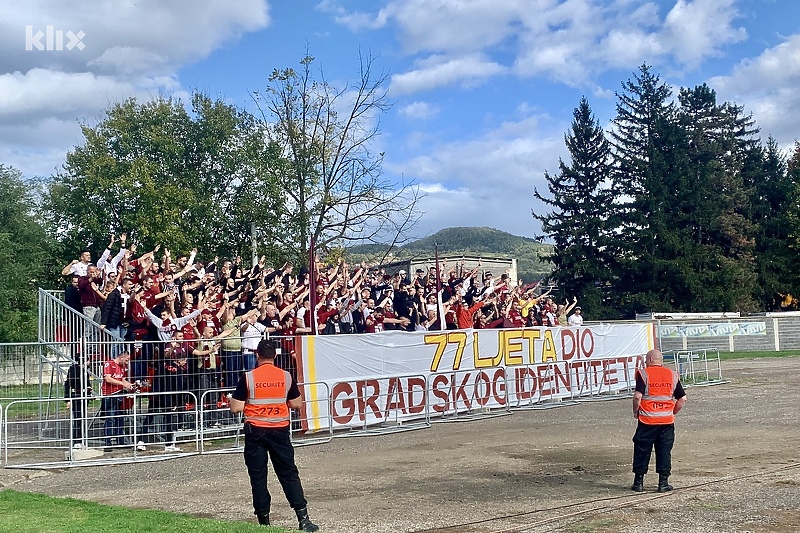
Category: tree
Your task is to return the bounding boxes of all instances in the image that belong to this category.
[675,86,758,312]
[608,64,684,314]
[783,142,800,305]
[252,53,423,264]
[743,137,793,310]
[533,97,616,316]
[0,166,56,341]
[44,94,279,262]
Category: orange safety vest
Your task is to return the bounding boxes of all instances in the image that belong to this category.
[637,365,677,425]
[243,363,292,428]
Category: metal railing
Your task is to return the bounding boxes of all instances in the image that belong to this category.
[662,349,727,386]
[330,374,431,436]
[38,288,124,350]
[508,361,579,410]
[428,368,510,423]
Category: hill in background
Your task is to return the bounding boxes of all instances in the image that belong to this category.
[346,227,553,283]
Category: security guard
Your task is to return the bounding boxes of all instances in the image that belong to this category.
[631,349,687,492]
[230,339,319,531]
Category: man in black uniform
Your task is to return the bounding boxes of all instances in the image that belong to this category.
[229,339,319,531]
[631,349,688,492]
[64,359,92,448]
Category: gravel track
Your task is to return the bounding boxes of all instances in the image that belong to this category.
[3,357,799,533]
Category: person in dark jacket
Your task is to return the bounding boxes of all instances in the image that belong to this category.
[64,361,93,448]
[101,278,132,357]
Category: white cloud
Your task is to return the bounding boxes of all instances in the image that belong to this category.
[709,34,800,149]
[1,0,269,75]
[0,0,270,177]
[0,69,149,120]
[316,0,393,31]
[335,0,748,92]
[390,54,506,95]
[388,114,567,237]
[398,101,440,120]
[0,117,85,177]
[661,0,746,65]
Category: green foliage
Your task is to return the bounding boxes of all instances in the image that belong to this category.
[535,65,792,318]
[0,490,287,532]
[742,137,794,310]
[36,51,422,283]
[609,68,758,315]
[533,97,618,318]
[43,94,282,264]
[0,166,56,342]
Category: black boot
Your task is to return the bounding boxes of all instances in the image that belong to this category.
[657,474,673,493]
[631,473,644,492]
[256,514,270,526]
[295,507,319,532]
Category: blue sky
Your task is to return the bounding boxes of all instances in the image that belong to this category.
[2,0,799,240]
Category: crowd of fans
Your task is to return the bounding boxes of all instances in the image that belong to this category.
[63,235,584,338]
[60,234,583,386]
[57,234,585,448]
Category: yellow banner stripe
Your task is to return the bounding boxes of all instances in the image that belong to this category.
[306,336,320,431]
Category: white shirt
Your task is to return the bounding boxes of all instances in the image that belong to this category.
[97,247,126,281]
[568,313,584,326]
[241,321,266,351]
[144,307,202,343]
[69,261,90,277]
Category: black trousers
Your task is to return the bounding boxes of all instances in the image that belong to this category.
[68,397,85,440]
[243,423,308,517]
[632,422,675,475]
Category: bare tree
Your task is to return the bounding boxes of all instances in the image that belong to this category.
[252,52,423,264]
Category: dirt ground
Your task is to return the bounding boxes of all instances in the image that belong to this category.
[2,357,800,533]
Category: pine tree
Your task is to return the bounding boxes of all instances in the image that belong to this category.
[782,142,800,306]
[533,97,616,316]
[608,64,683,315]
[677,87,757,312]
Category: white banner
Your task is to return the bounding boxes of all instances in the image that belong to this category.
[658,322,766,337]
[295,324,656,431]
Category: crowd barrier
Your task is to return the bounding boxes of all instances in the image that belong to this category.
[509,362,579,410]
[663,349,727,386]
[1,321,726,468]
[1,380,336,468]
[428,368,510,423]
[574,356,635,402]
[2,392,200,468]
[292,381,334,446]
[330,373,431,437]
[1,356,638,468]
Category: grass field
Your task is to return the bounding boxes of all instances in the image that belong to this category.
[0,490,291,533]
[718,349,800,360]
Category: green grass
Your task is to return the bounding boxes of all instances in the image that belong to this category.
[0,490,294,533]
[0,384,45,400]
[717,350,800,361]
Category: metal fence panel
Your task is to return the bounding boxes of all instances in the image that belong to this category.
[428,368,510,424]
[2,392,200,469]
